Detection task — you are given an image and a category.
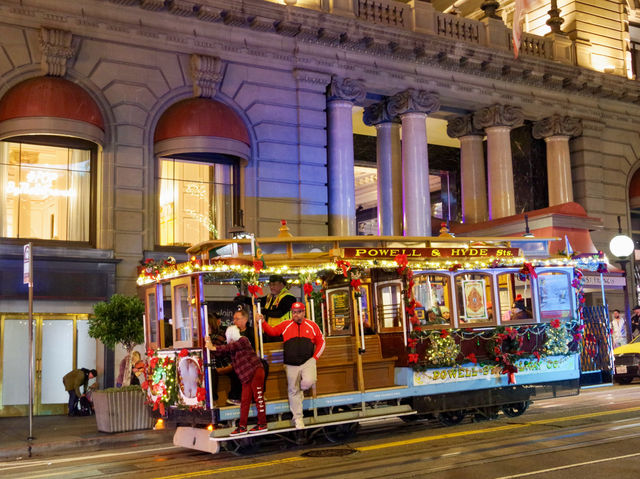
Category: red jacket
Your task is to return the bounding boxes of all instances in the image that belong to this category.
[262,318,325,366]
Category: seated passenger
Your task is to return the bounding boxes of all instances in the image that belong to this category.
[511,294,531,320]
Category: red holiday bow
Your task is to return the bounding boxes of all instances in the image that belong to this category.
[303,283,314,297]
[247,284,263,298]
[336,259,351,277]
[520,262,538,279]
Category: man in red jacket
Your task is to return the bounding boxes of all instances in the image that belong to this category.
[260,301,325,429]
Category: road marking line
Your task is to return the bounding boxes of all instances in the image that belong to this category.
[494,451,640,478]
[0,445,179,470]
[155,456,305,479]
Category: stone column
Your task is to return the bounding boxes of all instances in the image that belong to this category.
[447,114,488,224]
[387,89,440,236]
[327,76,366,236]
[363,100,402,236]
[473,105,524,220]
[532,114,583,206]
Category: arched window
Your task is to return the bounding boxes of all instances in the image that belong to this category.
[0,137,95,242]
[154,98,249,245]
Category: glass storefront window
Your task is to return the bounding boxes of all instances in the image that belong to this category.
[0,141,91,241]
[158,158,233,246]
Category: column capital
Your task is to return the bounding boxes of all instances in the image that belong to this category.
[473,104,524,130]
[386,89,440,117]
[39,27,77,77]
[190,54,223,98]
[362,99,401,126]
[327,75,366,104]
[446,114,484,138]
[532,114,582,139]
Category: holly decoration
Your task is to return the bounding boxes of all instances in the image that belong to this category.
[142,349,177,416]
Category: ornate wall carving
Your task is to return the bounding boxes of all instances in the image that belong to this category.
[39,27,76,77]
[473,104,524,129]
[386,89,440,117]
[327,76,366,103]
[190,54,223,98]
[532,114,583,138]
[446,114,484,138]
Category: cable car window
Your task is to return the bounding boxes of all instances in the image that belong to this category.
[497,272,534,323]
[413,273,452,327]
[538,271,572,322]
[455,273,495,325]
[375,280,403,332]
[326,286,353,336]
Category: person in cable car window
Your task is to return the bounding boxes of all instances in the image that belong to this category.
[511,294,531,320]
[205,325,267,436]
[260,302,325,430]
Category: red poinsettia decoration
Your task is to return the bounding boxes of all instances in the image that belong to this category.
[141,380,149,390]
[533,351,541,360]
[196,387,207,402]
[407,337,418,348]
[147,348,155,357]
[350,278,362,290]
[395,254,408,274]
[550,319,561,329]
[179,348,189,358]
[466,353,477,364]
[440,329,449,339]
[407,353,419,364]
[253,260,264,273]
[149,356,159,369]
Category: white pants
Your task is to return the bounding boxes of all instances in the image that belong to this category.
[284,357,316,422]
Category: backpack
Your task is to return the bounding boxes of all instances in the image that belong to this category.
[78,396,94,416]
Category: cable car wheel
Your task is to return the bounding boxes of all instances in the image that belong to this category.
[321,405,360,443]
[224,436,260,455]
[437,410,466,426]
[500,401,529,417]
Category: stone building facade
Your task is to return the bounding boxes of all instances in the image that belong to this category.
[1,0,639,414]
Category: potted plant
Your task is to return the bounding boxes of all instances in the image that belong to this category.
[89,294,154,432]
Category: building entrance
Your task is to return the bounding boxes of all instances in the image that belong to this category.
[0,314,96,416]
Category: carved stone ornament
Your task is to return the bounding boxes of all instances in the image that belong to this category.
[473,104,524,130]
[386,89,440,117]
[39,27,77,77]
[190,54,223,98]
[363,100,397,126]
[532,114,583,139]
[327,76,366,104]
[446,114,484,138]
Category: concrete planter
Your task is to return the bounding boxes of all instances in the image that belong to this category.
[93,389,154,433]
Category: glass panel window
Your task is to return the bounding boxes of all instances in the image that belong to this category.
[158,158,233,246]
[455,273,495,325]
[376,281,403,331]
[538,272,573,321]
[0,141,91,241]
[497,272,534,322]
[413,273,452,326]
[327,287,352,336]
[173,284,191,343]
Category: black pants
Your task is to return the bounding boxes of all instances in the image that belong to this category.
[67,390,79,415]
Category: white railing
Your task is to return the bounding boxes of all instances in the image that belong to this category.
[356,0,407,28]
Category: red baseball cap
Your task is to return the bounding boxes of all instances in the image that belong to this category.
[291,302,305,311]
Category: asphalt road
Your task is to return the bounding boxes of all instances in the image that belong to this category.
[2,384,640,479]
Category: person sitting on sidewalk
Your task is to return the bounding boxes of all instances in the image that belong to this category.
[205,325,267,436]
[260,302,325,429]
[62,368,97,417]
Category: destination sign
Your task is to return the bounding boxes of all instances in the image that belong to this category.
[343,247,520,259]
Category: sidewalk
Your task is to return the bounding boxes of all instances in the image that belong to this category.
[0,415,175,460]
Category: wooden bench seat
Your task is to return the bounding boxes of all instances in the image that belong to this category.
[261,334,398,400]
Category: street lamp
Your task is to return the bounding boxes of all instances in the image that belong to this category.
[609,215,635,339]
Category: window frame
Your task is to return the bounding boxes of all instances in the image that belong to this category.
[0,136,97,247]
[155,154,241,248]
[411,272,454,330]
[495,269,538,325]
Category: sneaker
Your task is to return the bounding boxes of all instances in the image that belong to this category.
[249,424,268,434]
[226,398,241,406]
[294,418,305,429]
[229,426,247,436]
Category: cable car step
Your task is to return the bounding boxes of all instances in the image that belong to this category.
[211,404,415,440]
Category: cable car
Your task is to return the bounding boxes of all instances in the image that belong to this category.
[138,231,590,454]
